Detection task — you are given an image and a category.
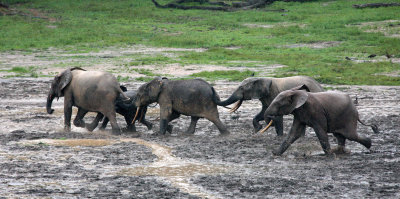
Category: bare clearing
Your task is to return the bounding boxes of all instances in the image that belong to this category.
[0,75,399,198]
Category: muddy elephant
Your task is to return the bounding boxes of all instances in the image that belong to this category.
[216,76,324,135]
[46,67,129,134]
[261,85,379,156]
[133,77,230,135]
[86,86,153,132]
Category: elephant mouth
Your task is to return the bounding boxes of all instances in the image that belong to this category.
[229,99,243,113]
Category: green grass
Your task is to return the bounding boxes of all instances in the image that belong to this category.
[0,0,399,85]
[0,66,40,77]
[190,70,256,81]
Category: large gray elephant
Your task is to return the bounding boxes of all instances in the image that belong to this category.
[133,77,230,136]
[261,85,379,156]
[46,67,129,134]
[216,76,324,135]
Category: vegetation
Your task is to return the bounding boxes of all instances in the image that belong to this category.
[0,0,399,84]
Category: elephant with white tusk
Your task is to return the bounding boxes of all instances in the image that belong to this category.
[46,67,129,135]
[263,85,380,156]
[216,76,324,136]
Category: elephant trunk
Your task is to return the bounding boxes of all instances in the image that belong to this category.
[46,93,55,114]
[216,94,240,106]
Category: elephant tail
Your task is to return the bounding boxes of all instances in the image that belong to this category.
[358,118,380,134]
[211,87,231,110]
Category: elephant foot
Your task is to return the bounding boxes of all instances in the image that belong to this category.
[64,126,71,132]
[272,149,282,156]
[218,131,230,137]
[73,120,86,128]
[167,125,173,133]
[112,128,121,135]
[86,124,97,132]
[253,124,262,133]
[146,123,153,130]
[331,146,350,155]
[129,132,141,138]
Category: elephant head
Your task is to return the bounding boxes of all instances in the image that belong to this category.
[218,78,271,111]
[265,85,310,117]
[46,67,85,114]
[132,77,165,124]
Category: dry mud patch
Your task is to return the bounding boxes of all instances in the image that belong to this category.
[0,78,399,198]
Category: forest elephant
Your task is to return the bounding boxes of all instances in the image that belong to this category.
[216,76,324,136]
[133,77,230,136]
[86,86,153,133]
[46,67,129,135]
[260,85,380,156]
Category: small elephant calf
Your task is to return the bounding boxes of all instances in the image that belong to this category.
[86,86,152,133]
[262,85,379,156]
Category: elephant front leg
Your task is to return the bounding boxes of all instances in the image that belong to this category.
[252,105,267,133]
[273,120,305,155]
[273,116,284,136]
[313,125,332,155]
[63,100,73,132]
[159,106,173,135]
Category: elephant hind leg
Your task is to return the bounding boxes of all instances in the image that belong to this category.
[73,108,88,128]
[185,116,200,135]
[332,133,349,154]
[339,125,371,149]
[204,111,230,135]
[86,113,104,132]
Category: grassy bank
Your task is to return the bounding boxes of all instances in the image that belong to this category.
[0,0,399,85]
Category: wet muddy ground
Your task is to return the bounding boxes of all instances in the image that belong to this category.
[0,77,399,198]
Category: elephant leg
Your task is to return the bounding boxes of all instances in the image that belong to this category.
[103,109,120,135]
[165,111,180,134]
[124,115,136,132]
[205,110,230,135]
[139,108,153,130]
[100,116,108,130]
[273,119,305,155]
[273,116,284,136]
[332,133,349,154]
[253,105,267,132]
[64,100,73,132]
[313,125,331,155]
[185,116,200,135]
[341,126,371,149]
[86,113,104,132]
[73,108,88,128]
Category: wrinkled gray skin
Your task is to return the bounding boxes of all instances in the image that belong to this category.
[86,88,153,133]
[217,76,324,135]
[264,85,379,156]
[46,67,129,135]
[135,77,230,135]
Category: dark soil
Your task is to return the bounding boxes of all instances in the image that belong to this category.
[0,78,399,198]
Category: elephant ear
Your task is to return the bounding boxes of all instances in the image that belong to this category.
[251,78,271,99]
[287,90,308,113]
[56,69,73,97]
[290,84,311,92]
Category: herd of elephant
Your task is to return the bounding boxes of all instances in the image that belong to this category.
[46,67,379,156]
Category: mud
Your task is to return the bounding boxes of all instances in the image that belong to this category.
[0,77,399,198]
